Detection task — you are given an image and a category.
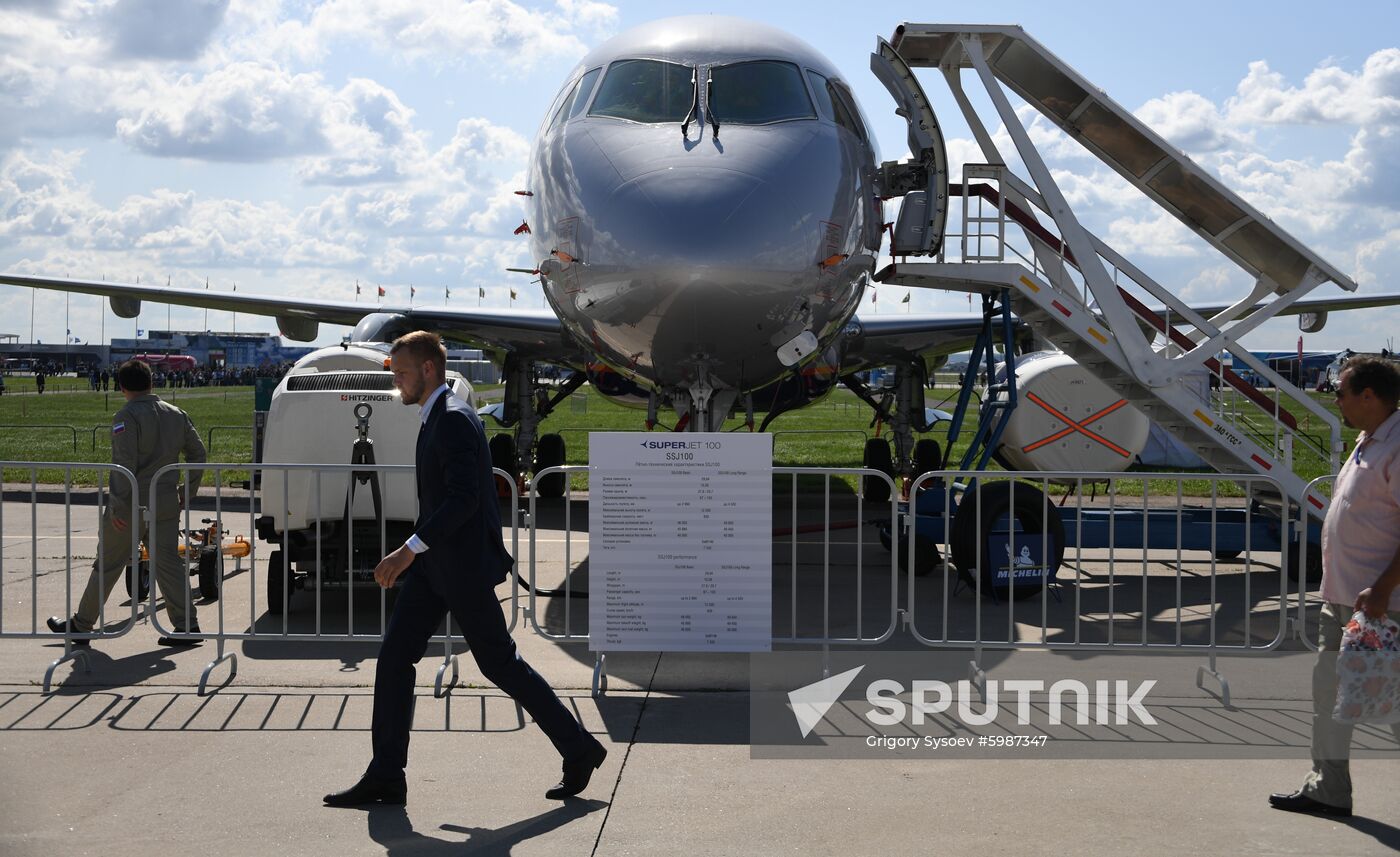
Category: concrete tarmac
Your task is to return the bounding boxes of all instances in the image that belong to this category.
[1,495,1397,856]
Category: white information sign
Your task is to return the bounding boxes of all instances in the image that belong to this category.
[589,432,772,652]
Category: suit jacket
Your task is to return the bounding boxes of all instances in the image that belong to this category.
[412,390,513,589]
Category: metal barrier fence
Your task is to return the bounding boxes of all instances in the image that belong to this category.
[204,425,254,456]
[138,462,520,695]
[903,469,1296,704]
[525,465,900,693]
[0,425,80,452]
[0,463,140,691]
[8,460,1337,707]
[772,429,870,446]
[1296,475,1334,654]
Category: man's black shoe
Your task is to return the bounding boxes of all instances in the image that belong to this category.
[1268,790,1352,817]
[156,625,203,647]
[323,774,407,807]
[46,615,91,647]
[546,741,607,800]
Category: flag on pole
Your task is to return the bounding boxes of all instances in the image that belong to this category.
[870,289,877,303]
[478,286,485,299]
[510,288,518,302]
[377,286,386,297]
[445,287,451,300]
[901,292,910,304]
[355,282,361,297]
[1297,335,1304,362]
[410,286,416,299]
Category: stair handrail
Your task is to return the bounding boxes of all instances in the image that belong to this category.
[950,180,1305,431]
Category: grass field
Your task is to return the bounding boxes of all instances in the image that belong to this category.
[0,382,257,485]
[0,376,1355,497]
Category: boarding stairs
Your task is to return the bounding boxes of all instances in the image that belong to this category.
[868,24,1356,517]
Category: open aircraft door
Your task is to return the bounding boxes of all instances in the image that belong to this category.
[870,37,950,257]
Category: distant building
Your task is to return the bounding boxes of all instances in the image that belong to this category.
[108,330,314,368]
[445,347,500,384]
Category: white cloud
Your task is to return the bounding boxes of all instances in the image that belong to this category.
[1179,264,1250,302]
[307,0,616,70]
[1227,52,1400,126]
[430,118,530,182]
[1135,91,1251,154]
[298,78,428,184]
[0,149,96,238]
[115,62,332,161]
[1104,212,1202,259]
[89,189,195,249]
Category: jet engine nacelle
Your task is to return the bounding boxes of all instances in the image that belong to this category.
[351,312,419,344]
[987,351,1150,474]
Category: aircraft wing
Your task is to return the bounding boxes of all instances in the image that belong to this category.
[0,273,578,361]
[839,287,1400,375]
[839,313,992,375]
[1164,290,1400,329]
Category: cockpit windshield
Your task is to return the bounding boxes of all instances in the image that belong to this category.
[589,59,694,124]
[707,61,815,125]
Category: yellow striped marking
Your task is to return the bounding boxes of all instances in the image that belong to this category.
[1088,327,1108,344]
[1018,275,1041,293]
[1193,409,1214,428]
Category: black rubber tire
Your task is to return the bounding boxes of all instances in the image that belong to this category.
[534,433,567,498]
[489,433,518,497]
[125,561,150,602]
[862,438,894,503]
[266,550,287,615]
[912,438,942,491]
[879,520,943,577]
[197,547,220,601]
[950,481,1064,600]
[1286,540,1323,586]
[909,532,942,577]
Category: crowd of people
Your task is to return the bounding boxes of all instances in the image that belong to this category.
[92,363,295,390]
[0,360,295,394]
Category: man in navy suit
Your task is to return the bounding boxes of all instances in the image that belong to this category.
[325,331,606,807]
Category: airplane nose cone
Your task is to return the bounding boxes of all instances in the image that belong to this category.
[598,167,806,267]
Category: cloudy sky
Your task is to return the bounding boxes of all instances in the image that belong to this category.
[2,0,1398,353]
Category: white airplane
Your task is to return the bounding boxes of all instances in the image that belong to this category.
[3,16,1396,492]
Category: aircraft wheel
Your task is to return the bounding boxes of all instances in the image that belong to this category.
[1286,540,1323,586]
[197,547,220,601]
[951,481,1064,600]
[489,434,518,498]
[534,433,566,498]
[125,561,150,603]
[877,519,943,577]
[862,438,893,503]
[266,550,288,616]
[912,438,942,490]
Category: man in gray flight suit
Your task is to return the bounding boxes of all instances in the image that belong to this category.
[48,359,207,647]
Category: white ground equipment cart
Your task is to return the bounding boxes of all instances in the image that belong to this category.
[255,343,475,614]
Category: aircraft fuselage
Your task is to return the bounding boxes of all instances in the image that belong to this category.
[526,16,881,399]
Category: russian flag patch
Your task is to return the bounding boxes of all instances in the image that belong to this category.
[112,422,126,434]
